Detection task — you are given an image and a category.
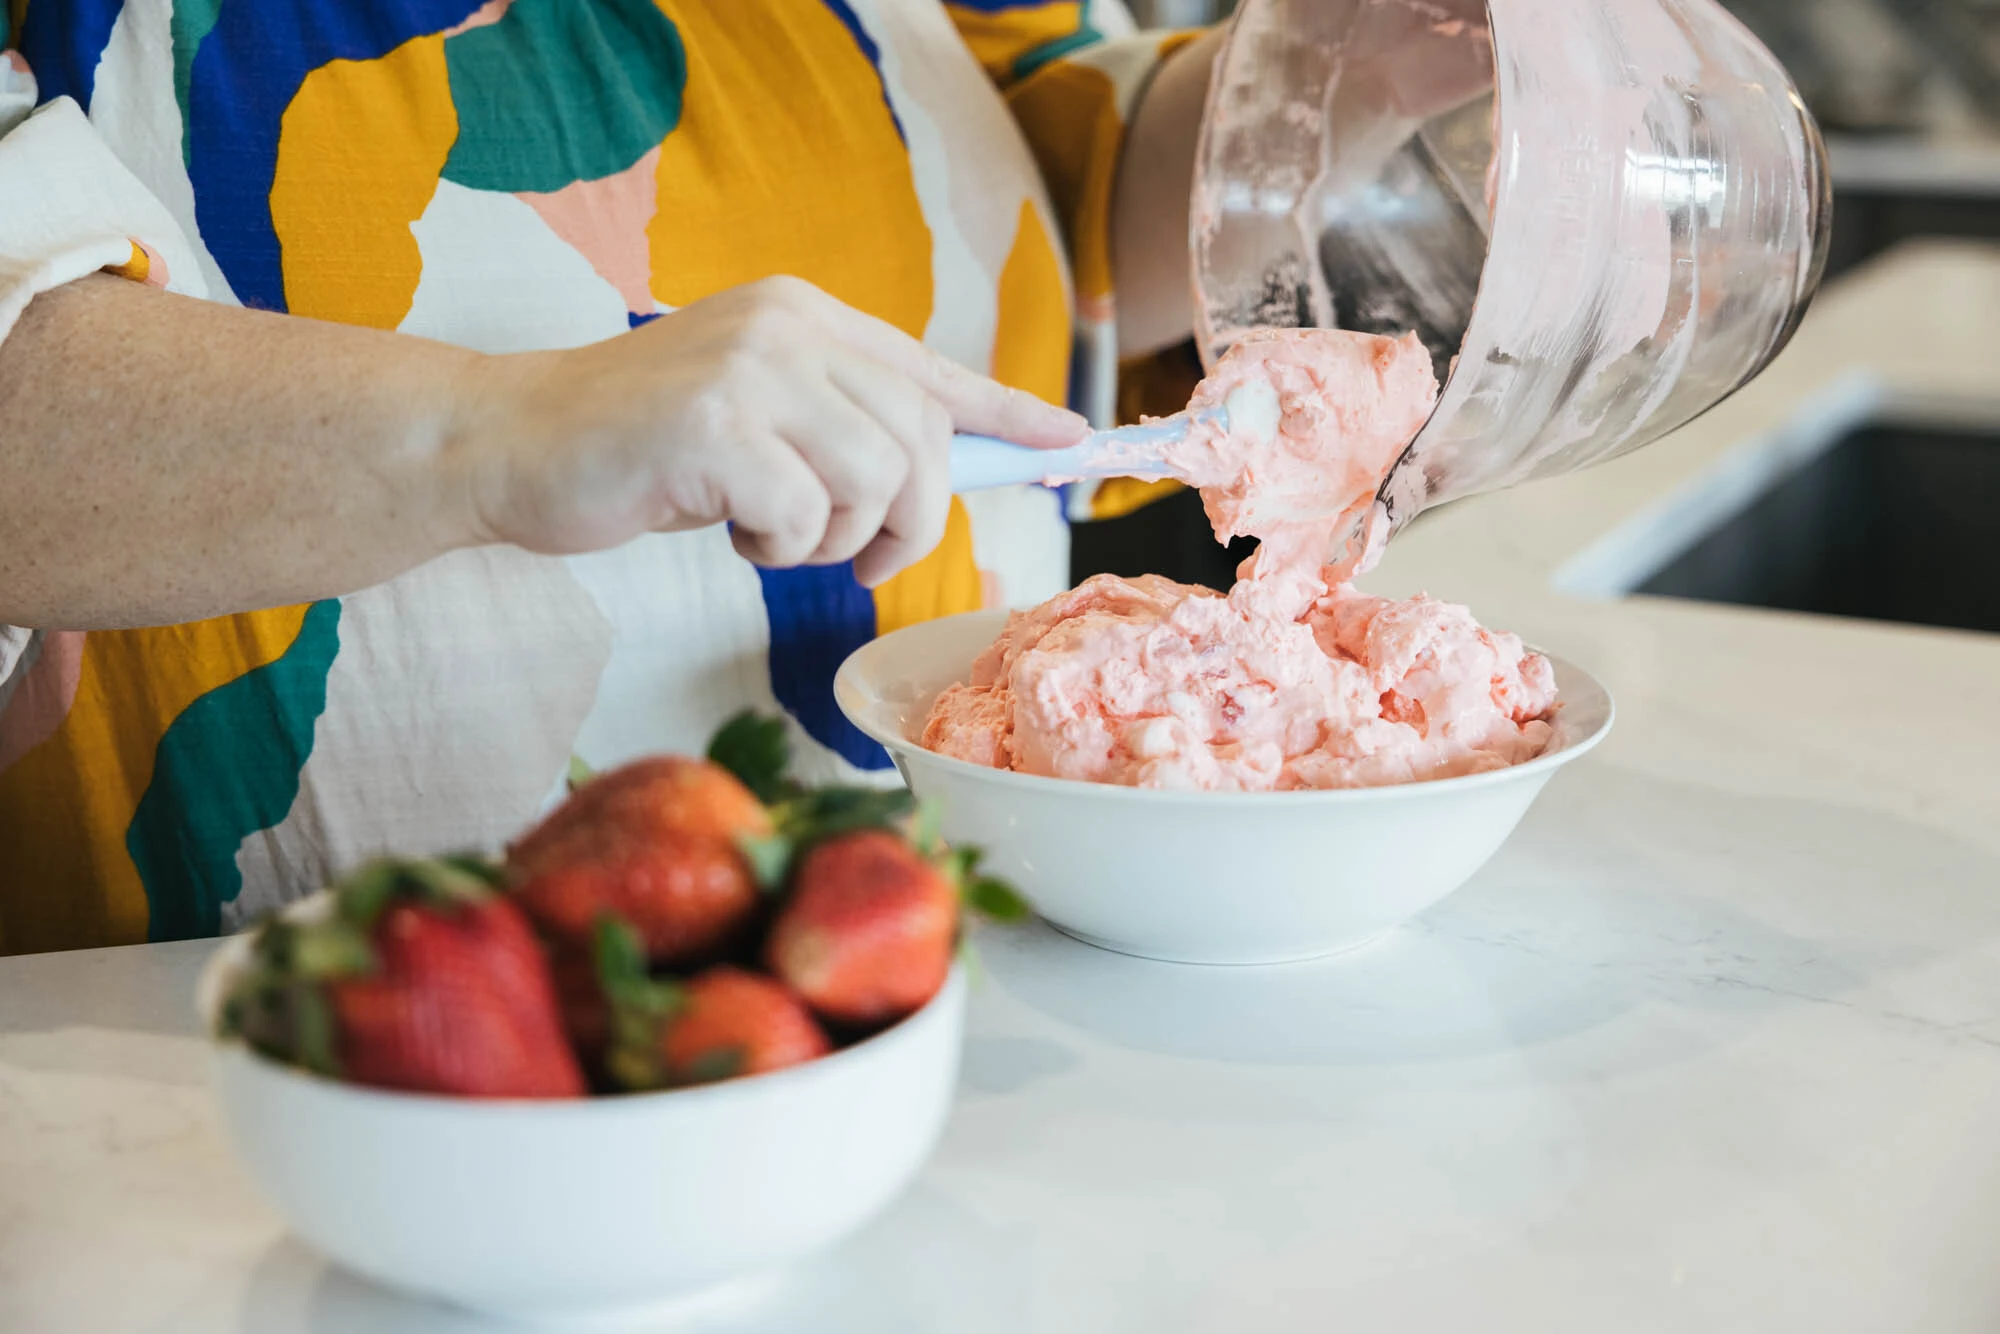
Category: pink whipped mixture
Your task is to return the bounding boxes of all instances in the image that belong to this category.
[921,328,1558,792]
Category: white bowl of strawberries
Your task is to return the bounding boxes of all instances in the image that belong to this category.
[200,716,1020,1326]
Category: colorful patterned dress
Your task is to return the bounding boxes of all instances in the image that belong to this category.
[0,0,1196,954]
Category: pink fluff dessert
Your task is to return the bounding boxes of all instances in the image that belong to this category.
[920,329,1558,792]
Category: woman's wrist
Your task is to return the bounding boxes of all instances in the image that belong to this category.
[432,344,559,555]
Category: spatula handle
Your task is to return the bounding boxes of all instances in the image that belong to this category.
[950,413,1205,493]
[948,435,1098,492]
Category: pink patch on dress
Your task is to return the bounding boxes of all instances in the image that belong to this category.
[443,0,513,38]
[135,240,171,288]
[518,145,662,318]
[3,51,30,75]
[0,631,86,774]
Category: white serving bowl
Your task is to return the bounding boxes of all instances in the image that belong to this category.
[197,915,965,1327]
[835,609,1613,966]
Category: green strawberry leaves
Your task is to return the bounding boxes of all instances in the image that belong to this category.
[779,786,917,845]
[218,916,371,1077]
[908,800,944,857]
[708,711,795,805]
[219,969,345,1077]
[679,1048,746,1085]
[710,711,923,890]
[218,856,510,1079]
[946,846,1032,923]
[337,855,502,931]
[708,709,1033,920]
[592,915,678,1022]
[709,710,917,842]
[740,786,920,895]
[332,861,404,932]
[962,875,1032,924]
[593,916,685,1093]
[736,833,795,892]
[274,917,376,980]
[591,919,759,1091]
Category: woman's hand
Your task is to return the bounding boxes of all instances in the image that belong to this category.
[1,273,1081,629]
[457,276,1088,588]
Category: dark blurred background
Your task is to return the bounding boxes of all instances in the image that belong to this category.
[1074,0,2000,591]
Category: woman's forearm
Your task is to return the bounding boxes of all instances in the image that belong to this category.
[0,275,482,628]
[1111,27,1225,360]
[0,271,1088,631]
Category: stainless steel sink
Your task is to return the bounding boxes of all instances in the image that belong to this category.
[1638,421,2000,634]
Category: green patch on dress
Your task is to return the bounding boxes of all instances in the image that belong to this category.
[171,0,224,167]
[440,0,684,193]
[132,599,341,941]
[1012,0,1103,81]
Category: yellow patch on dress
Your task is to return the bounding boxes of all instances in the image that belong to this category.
[646,0,932,338]
[104,240,150,284]
[271,35,459,327]
[991,198,1068,407]
[1089,475,1185,520]
[872,498,984,637]
[0,608,313,954]
[943,2,1083,83]
[1003,59,1121,305]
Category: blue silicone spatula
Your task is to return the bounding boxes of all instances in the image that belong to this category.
[948,380,1280,493]
[948,418,1187,492]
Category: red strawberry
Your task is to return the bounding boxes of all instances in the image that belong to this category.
[763,829,963,1028]
[507,756,775,967]
[659,968,829,1084]
[592,921,828,1090]
[549,947,612,1069]
[221,858,585,1099]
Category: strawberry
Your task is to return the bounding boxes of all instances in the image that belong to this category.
[765,828,1026,1028]
[220,858,585,1099]
[506,755,775,967]
[548,946,612,1071]
[706,711,921,857]
[593,920,828,1090]
[657,968,830,1085]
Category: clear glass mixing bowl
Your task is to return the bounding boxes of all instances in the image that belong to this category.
[1191,0,1833,539]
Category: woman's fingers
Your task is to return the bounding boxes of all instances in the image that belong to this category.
[771,374,908,568]
[851,396,953,588]
[823,349,952,586]
[659,277,1081,579]
[720,432,833,568]
[769,277,1090,449]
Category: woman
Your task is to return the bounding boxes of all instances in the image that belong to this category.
[0,0,1219,953]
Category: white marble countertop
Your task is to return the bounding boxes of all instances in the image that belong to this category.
[4,241,2000,1334]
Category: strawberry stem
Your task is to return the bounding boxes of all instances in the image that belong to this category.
[680,1048,746,1085]
[218,917,365,1076]
[737,833,794,892]
[909,799,944,857]
[217,856,509,1081]
[592,916,684,1093]
[707,711,795,805]
[962,874,1032,923]
[772,786,916,847]
[290,983,341,1078]
[942,846,1031,922]
[336,855,500,931]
